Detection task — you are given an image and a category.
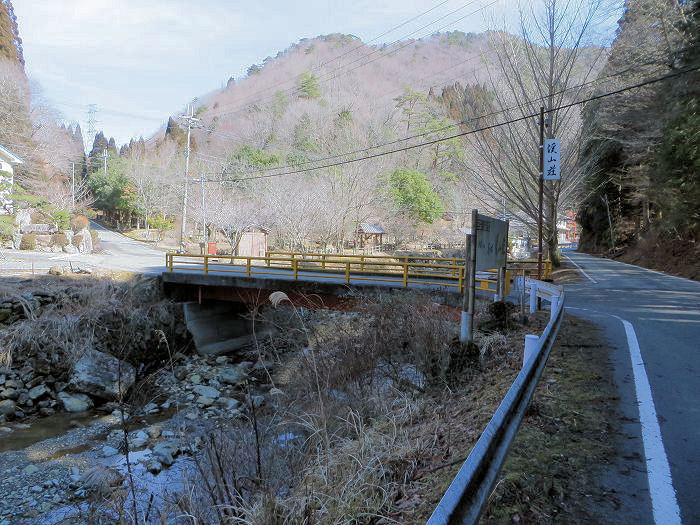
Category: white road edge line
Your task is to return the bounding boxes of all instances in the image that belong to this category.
[620,318,682,525]
[567,306,682,524]
[564,254,597,283]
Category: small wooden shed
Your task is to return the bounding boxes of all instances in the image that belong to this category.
[356,223,385,248]
[235,225,270,258]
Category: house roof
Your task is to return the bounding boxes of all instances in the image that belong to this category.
[0,145,23,165]
[358,223,385,234]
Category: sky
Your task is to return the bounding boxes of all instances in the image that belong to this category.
[13,0,621,149]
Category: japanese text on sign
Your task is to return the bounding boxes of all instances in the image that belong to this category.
[543,138,560,181]
[475,213,507,271]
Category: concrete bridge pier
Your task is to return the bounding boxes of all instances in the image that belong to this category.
[183,301,271,356]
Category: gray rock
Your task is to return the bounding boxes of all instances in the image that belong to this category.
[57,391,93,413]
[152,440,179,466]
[250,395,265,409]
[0,388,16,400]
[22,464,39,475]
[3,379,20,389]
[62,244,78,254]
[0,399,16,416]
[216,397,241,411]
[218,367,247,386]
[146,459,162,474]
[101,446,119,457]
[196,396,215,407]
[48,266,66,275]
[146,426,162,439]
[27,384,48,400]
[192,385,220,399]
[129,430,149,448]
[188,374,201,384]
[69,350,135,400]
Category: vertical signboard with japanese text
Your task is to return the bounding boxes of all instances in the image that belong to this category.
[543,138,561,181]
[475,213,508,271]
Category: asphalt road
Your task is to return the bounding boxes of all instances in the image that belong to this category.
[563,251,700,525]
[0,222,165,275]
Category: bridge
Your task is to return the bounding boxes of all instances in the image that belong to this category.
[162,250,552,302]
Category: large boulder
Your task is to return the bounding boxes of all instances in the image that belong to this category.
[57,391,94,412]
[69,350,135,400]
[0,399,16,416]
[76,227,93,254]
[15,209,31,228]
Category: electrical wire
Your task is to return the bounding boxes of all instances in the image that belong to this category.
[196,64,699,184]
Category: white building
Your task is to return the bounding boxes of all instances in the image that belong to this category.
[0,145,23,215]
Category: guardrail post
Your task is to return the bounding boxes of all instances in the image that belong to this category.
[550,295,559,321]
[360,255,365,272]
[204,255,209,274]
[524,334,539,366]
[529,282,538,313]
[322,254,326,269]
[293,258,298,280]
[246,257,251,277]
[403,263,408,287]
[345,262,350,283]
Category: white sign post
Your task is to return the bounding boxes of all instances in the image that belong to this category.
[543,138,561,181]
[460,210,509,344]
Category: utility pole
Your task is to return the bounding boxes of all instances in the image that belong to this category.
[537,106,545,282]
[179,104,201,253]
[71,162,75,209]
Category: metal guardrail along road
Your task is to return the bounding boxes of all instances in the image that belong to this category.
[165,252,552,295]
[428,277,565,524]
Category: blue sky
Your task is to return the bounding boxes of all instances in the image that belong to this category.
[13,1,620,149]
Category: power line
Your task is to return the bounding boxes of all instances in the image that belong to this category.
[197,64,698,184]
[199,48,697,179]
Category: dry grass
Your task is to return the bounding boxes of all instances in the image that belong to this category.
[169,292,535,525]
[0,274,188,373]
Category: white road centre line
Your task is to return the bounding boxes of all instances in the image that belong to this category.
[566,306,682,524]
[564,254,597,283]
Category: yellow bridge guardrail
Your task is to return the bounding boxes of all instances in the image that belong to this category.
[265,250,552,279]
[164,252,519,294]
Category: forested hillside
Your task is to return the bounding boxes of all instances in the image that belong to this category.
[94,15,607,256]
[0,0,86,240]
[578,0,699,277]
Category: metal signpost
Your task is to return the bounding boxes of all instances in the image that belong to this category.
[460,209,508,344]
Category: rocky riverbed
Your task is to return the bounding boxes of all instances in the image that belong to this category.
[0,349,276,524]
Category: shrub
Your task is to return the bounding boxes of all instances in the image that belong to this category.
[51,233,69,247]
[0,215,15,241]
[71,214,89,233]
[72,234,83,248]
[43,207,70,230]
[19,233,36,250]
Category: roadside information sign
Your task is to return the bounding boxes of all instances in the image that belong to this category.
[475,213,508,271]
[543,138,561,181]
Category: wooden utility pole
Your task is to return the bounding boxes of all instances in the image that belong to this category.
[460,209,479,344]
[71,162,75,209]
[537,106,545,281]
